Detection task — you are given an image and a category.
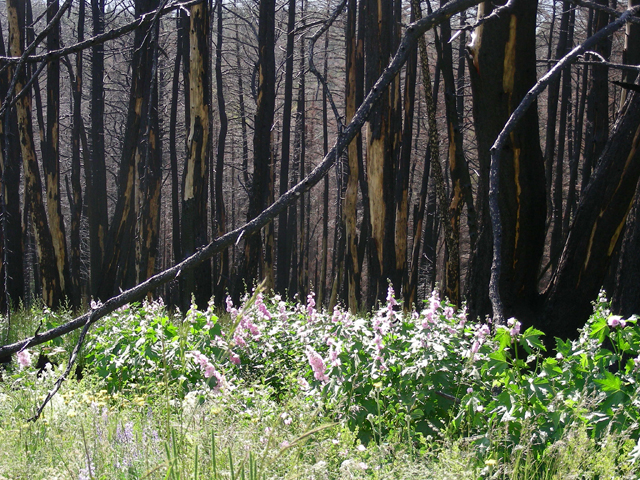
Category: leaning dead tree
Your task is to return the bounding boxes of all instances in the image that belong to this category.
[487,3,640,324]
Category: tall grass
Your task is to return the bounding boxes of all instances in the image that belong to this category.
[1,290,639,479]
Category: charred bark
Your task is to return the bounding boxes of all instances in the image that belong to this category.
[0,22,24,310]
[276,0,296,296]
[581,0,612,193]
[214,0,229,301]
[466,0,546,323]
[181,0,212,309]
[7,0,63,308]
[543,90,640,337]
[88,0,108,299]
[239,0,276,293]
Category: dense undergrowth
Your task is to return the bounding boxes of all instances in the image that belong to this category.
[1,289,639,479]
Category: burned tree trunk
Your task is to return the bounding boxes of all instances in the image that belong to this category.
[364,0,400,304]
[581,0,612,193]
[100,0,161,299]
[466,0,546,323]
[68,0,85,306]
[43,0,74,306]
[542,90,640,338]
[88,0,108,299]
[214,0,229,300]
[344,0,362,311]
[240,0,276,292]
[7,0,63,307]
[0,22,24,310]
[181,0,212,309]
[276,0,296,296]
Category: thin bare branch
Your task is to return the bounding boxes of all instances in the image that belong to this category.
[568,0,640,24]
[449,0,516,43]
[537,58,640,72]
[0,0,205,65]
[1,0,73,117]
[307,0,348,131]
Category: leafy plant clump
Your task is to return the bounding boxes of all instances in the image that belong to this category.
[3,289,640,478]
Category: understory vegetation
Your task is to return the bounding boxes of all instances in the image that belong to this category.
[1,289,640,479]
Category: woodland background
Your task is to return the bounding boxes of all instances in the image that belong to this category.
[1,0,639,340]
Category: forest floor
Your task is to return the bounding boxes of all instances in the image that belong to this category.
[0,290,639,479]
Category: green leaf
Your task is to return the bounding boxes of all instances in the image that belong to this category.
[590,316,609,343]
[494,327,512,351]
[520,327,546,352]
[594,371,622,393]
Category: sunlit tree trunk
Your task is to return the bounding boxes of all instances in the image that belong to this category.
[343,0,361,311]
[181,0,212,309]
[364,0,400,304]
[7,0,63,307]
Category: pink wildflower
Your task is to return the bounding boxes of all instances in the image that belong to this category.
[477,324,491,339]
[386,286,398,308]
[307,292,317,320]
[204,364,217,379]
[332,306,343,323]
[458,306,467,326]
[375,356,388,371]
[16,349,31,369]
[306,347,329,382]
[507,318,522,337]
[256,294,271,320]
[444,306,455,319]
[428,291,441,312]
[421,309,434,329]
[328,344,341,367]
[608,315,626,328]
[234,333,247,349]
[279,301,288,321]
[230,352,241,365]
[373,334,383,352]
